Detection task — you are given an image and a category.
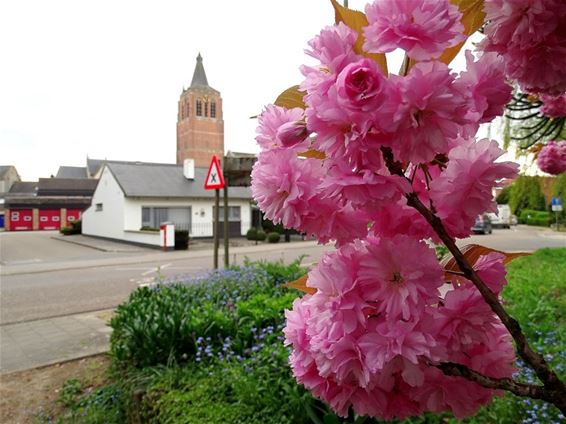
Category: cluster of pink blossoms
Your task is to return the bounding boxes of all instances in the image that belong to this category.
[537,140,566,175]
[251,0,522,420]
[481,0,566,95]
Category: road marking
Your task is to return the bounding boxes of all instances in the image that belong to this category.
[141,263,172,276]
[2,258,43,265]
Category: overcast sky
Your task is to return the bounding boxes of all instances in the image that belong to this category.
[1,0,487,181]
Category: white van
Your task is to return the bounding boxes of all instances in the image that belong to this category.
[496,204,511,228]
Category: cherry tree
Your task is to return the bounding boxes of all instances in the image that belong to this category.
[251,0,566,420]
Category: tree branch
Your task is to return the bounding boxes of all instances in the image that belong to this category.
[436,362,545,400]
[380,147,566,413]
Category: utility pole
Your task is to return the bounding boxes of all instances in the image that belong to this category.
[223,185,229,267]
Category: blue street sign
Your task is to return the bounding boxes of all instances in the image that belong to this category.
[551,197,563,206]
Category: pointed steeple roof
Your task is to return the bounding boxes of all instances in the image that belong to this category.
[190,53,209,88]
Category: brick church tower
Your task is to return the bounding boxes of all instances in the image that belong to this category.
[176,53,224,168]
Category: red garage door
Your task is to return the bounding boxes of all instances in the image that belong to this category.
[39,209,61,230]
[66,209,82,225]
[9,209,33,231]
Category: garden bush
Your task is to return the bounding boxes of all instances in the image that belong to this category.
[255,229,266,241]
[267,232,280,243]
[60,220,82,235]
[246,228,257,240]
[519,209,552,226]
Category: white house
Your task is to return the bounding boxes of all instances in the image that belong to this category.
[82,160,253,248]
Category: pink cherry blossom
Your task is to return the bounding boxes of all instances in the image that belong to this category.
[251,149,323,228]
[357,235,443,320]
[540,94,566,118]
[455,51,512,124]
[335,58,388,113]
[256,105,308,150]
[430,138,519,238]
[537,140,566,175]
[481,0,566,95]
[363,0,465,61]
[381,61,469,164]
[320,162,410,210]
[305,22,360,74]
[474,252,508,295]
[276,120,310,148]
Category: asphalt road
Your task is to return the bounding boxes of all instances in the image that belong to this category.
[1,226,564,325]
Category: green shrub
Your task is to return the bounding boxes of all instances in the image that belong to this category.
[246,228,266,242]
[256,229,266,241]
[518,209,551,226]
[267,232,280,243]
[60,219,82,235]
[246,227,257,240]
[140,226,159,232]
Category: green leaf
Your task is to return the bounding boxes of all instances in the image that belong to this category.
[323,413,342,424]
[329,0,388,75]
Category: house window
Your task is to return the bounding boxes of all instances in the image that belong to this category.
[210,102,216,118]
[218,206,241,222]
[96,203,103,212]
[185,102,189,117]
[204,101,208,117]
[141,207,191,232]
[196,99,202,116]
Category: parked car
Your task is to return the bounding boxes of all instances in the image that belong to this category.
[472,214,492,234]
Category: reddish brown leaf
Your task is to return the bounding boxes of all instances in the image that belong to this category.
[284,275,316,295]
[329,0,388,75]
[441,244,530,279]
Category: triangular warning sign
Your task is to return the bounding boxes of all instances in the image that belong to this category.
[204,155,225,190]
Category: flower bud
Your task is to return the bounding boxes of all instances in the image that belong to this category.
[276,120,310,148]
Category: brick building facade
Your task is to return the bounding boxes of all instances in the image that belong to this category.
[176,54,224,168]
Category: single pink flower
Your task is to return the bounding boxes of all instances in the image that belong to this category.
[357,235,443,320]
[540,94,566,118]
[320,162,410,210]
[474,252,508,295]
[382,61,469,164]
[251,149,323,229]
[306,22,360,74]
[335,58,388,113]
[363,0,465,61]
[430,138,518,238]
[256,105,307,150]
[455,51,512,124]
[359,319,437,372]
[432,286,500,352]
[537,140,566,175]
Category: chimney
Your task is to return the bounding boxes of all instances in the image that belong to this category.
[183,158,195,180]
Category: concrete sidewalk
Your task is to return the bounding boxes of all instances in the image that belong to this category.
[0,309,113,374]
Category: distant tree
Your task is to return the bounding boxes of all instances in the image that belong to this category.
[496,185,512,204]
[553,172,566,200]
[509,175,546,215]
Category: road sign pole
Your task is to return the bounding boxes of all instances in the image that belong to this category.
[214,189,220,269]
[223,185,229,268]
